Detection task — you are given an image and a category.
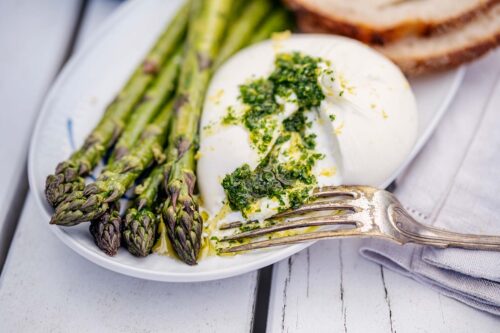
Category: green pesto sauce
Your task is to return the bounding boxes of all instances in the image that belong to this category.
[269,52,325,110]
[221,52,328,215]
[223,52,326,153]
[283,110,317,149]
[221,106,238,125]
[221,135,322,215]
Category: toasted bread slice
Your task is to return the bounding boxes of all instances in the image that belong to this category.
[286,0,499,44]
[298,3,500,75]
[374,3,500,75]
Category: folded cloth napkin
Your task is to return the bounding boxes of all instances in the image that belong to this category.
[360,52,500,316]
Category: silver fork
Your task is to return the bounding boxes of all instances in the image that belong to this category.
[218,186,500,253]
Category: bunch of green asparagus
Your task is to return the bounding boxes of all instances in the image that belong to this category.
[46,0,292,265]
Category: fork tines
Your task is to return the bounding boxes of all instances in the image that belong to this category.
[222,215,360,241]
[219,228,364,253]
[312,186,358,199]
[218,186,364,253]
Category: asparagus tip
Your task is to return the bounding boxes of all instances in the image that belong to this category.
[89,208,122,256]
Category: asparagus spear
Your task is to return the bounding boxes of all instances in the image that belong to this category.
[162,0,232,265]
[50,100,174,226]
[250,8,292,44]
[123,164,166,256]
[76,46,182,256]
[214,0,273,68]
[91,95,176,257]
[111,48,182,162]
[226,0,246,26]
[89,202,122,256]
[150,3,271,258]
[45,4,189,207]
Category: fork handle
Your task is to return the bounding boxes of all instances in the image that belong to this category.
[389,205,500,251]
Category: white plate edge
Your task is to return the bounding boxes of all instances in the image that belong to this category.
[27,0,311,282]
[26,0,466,282]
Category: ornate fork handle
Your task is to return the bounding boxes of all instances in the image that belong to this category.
[388,204,500,250]
[217,186,500,253]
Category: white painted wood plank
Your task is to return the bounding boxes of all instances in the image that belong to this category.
[383,267,500,333]
[0,1,260,332]
[269,241,500,333]
[0,0,82,266]
[268,51,500,333]
[0,195,259,332]
[268,240,393,333]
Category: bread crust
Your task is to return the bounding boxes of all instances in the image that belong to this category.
[298,15,500,76]
[380,31,500,76]
[286,0,500,44]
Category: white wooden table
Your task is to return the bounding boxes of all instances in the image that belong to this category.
[0,1,499,332]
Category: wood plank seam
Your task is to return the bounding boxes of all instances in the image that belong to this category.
[380,266,395,333]
[252,265,274,333]
[0,0,88,274]
[281,257,293,332]
[339,241,347,333]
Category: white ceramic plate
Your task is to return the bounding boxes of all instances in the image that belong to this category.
[28,0,465,282]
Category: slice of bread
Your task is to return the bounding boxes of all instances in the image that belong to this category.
[375,3,500,75]
[286,0,499,44]
[296,3,500,75]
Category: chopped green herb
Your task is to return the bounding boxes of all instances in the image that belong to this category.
[303,133,317,149]
[283,110,307,133]
[221,106,238,125]
[239,224,260,232]
[221,52,330,214]
[241,79,279,131]
[270,52,325,110]
[237,52,326,153]
[221,140,322,215]
[288,187,311,209]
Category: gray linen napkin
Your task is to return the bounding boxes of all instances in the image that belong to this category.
[360,52,500,316]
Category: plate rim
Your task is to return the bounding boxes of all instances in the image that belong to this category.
[28,0,466,282]
[380,66,466,189]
